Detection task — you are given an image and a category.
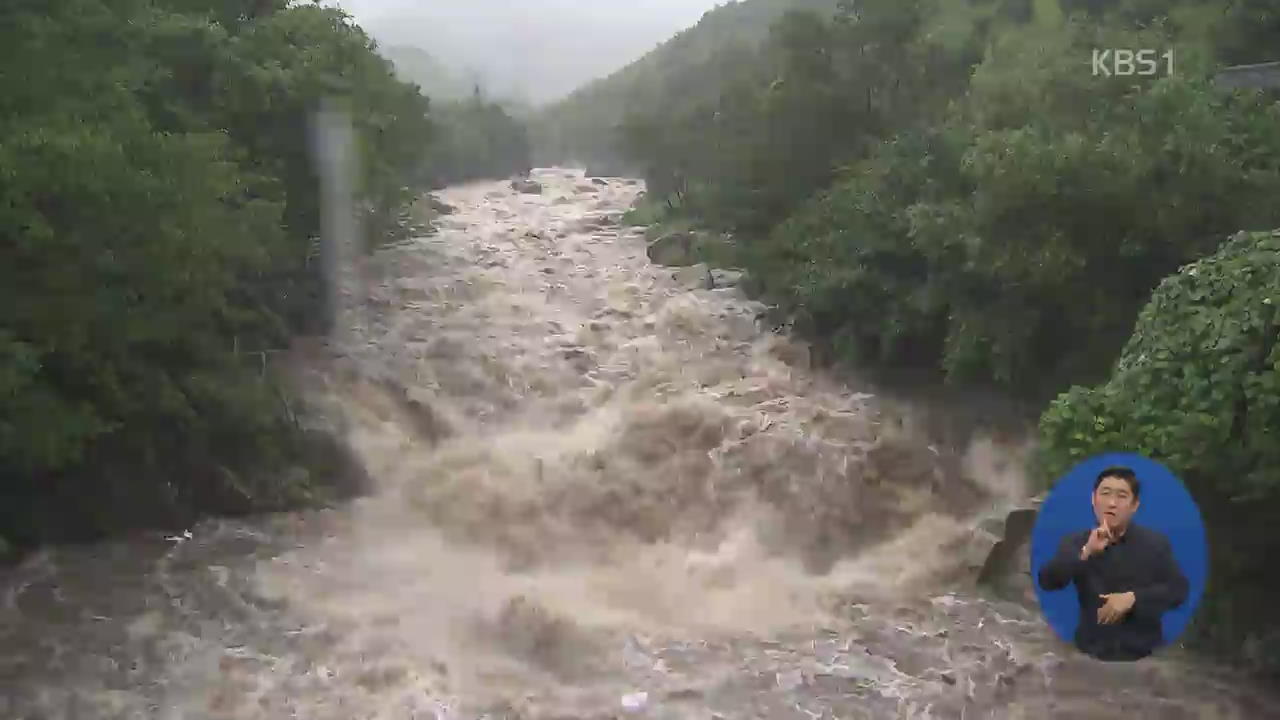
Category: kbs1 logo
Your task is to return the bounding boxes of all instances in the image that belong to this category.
[1092,49,1175,77]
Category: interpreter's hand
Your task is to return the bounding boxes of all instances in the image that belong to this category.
[1081,520,1114,560]
[1097,591,1136,625]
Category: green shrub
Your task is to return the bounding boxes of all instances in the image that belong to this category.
[1039,229,1280,675]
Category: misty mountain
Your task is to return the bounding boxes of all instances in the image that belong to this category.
[339,0,724,105]
[533,0,840,169]
[379,44,471,102]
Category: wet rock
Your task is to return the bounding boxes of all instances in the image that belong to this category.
[977,500,1043,600]
[591,178,609,186]
[961,526,1003,580]
[575,214,620,233]
[511,179,543,194]
[647,232,698,266]
[664,687,703,700]
[674,263,714,290]
[709,268,745,289]
[428,195,456,215]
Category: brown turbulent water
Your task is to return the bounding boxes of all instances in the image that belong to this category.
[2,169,1277,719]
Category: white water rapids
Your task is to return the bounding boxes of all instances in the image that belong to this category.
[2,169,1277,719]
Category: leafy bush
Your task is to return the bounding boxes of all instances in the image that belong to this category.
[1039,230,1280,675]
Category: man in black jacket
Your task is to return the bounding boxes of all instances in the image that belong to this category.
[1038,466,1190,661]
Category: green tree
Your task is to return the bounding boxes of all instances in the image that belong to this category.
[426,93,533,185]
[0,0,435,544]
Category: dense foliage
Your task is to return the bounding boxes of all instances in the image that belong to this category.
[1040,230,1280,673]
[426,93,534,187]
[762,21,1280,396]
[539,0,1280,674]
[0,0,436,544]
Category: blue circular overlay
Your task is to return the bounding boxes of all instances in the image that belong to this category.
[1030,452,1208,651]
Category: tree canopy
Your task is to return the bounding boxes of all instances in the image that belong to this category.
[0,0,520,544]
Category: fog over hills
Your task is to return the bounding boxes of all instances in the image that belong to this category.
[336,0,726,104]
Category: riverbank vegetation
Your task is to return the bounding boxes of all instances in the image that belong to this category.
[0,0,530,548]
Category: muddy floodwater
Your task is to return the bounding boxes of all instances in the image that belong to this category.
[3,169,1277,719]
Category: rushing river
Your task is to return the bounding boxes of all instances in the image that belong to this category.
[2,169,1277,719]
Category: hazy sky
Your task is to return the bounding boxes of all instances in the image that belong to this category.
[336,1,725,104]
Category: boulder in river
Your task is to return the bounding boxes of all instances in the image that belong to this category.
[511,179,544,194]
[709,268,745,289]
[428,195,456,215]
[647,231,698,266]
[591,178,609,186]
[976,498,1044,603]
[674,263,714,290]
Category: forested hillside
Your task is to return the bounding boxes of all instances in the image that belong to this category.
[426,92,534,188]
[381,44,473,102]
[531,0,839,172]
[0,0,530,548]
[538,0,1280,675]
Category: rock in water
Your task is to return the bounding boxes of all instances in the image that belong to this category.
[428,195,456,215]
[511,179,543,194]
[709,269,745,289]
[673,263,714,290]
[574,214,620,233]
[646,232,698,266]
[591,178,608,186]
[977,499,1043,602]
